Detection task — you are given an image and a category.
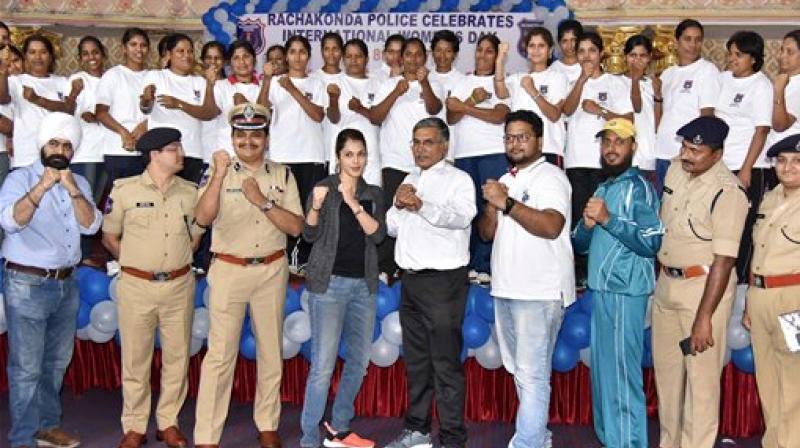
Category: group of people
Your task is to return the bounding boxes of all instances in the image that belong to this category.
[0,14,799,448]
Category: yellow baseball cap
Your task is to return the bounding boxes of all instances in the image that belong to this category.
[596,118,636,140]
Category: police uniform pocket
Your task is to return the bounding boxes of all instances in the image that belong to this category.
[127,207,154,228]
[780,224,800,244]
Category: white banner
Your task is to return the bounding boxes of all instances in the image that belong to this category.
[238,12,547,76]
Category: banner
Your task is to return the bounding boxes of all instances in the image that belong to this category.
[238,12,548,76]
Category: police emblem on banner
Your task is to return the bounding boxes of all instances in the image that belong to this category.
[598,92,607,102]
[238,18,266,54]
[516,19,544,58]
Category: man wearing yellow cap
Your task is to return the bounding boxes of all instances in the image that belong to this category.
[572,118,663,448]
[193,102,304,448]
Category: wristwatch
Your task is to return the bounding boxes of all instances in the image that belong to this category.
[259,200,275,212]
[502,197,517,215]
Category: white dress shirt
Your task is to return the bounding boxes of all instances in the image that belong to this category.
[386,159,476,270]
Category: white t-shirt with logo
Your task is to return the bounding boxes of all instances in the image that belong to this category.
[374,77,446,172]
[8,74,69,167]
[268,74,327,164]
[329,75,382,186]
[143,69,209,160]
[715,71,773,170]
[655,58,720,160]
[506,68,568,156]
[766,74,800,152]
[0,103,12,154]
[551,59,582,90]
[565,73,634,169]
[491,157,575,304]
[95,65,149,157]
[450,74,507,159]
[205,79,261,161]
[619,75,657,170]
[311,69,345,165]
[69,71,106,164]
[429,68,466,157]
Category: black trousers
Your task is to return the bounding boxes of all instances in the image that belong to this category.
[734,167,777,283]
[287,162,328,265]
[566,167,604,283]
[104,155,145,193]
[178,156,205,184]
[400,266,469,447]
[378,167,409,274]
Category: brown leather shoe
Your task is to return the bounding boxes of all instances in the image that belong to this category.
[118,431,146,448]
[194,445,219,448]
[258,430,282,448]
[155,426,188,447]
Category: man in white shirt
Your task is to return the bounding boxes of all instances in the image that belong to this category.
[478,110,574,448]
[385,117,476,448]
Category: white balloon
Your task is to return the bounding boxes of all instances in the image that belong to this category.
[371,336,400,367]
[213,8,229,23]
[467,348,476,358]
[87,324,115,343]
[192,308,210,339]
[203,287,210,308]
[190,337,204,356]
[491,323,499,344]
[245,3,257,13]
[579,347,591,368]
[282,335,301,359]
[90,300,118,333]
[76,326,91,340]
[284,310,312,344]
[300,289,310,313]
[223,22,238,35]
[108,275,120,302]
[475,338,503,370]
[723,348,732,365]
[381,311,403,346]
[726,321,751,350]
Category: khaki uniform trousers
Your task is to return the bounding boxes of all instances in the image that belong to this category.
[194,257,288,444]
[652,273,735,448]
[117,271,195,434]
[749,284,800,448]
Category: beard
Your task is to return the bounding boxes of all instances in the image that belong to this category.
[600,152,634,179]
[41,153,70,170]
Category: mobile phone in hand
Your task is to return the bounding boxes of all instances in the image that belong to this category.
[679,337,693,356]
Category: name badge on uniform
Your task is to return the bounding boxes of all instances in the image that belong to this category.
[778,310,800,353]
[226,188,242,193]
[663,186,673,195]
[136,202,155,208]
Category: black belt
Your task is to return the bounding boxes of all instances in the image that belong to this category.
[5,261,74,280]
[404,266,466,275]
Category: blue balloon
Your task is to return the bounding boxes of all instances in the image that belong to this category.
[217,32,232,46]
[462,315,491,349]
[578,290,593,315]
[560,312,591,349]
[300,340,312,361]
[438,0,459,10]
[219,2,233,13]
[78,268,111,306]
[240,332,257,360]
[643,327,652,352]
[376,282,400,320]
[731,346,755,374]
[641,347,654,368]
[208,21,223,34]
[154,330,161,349]
[288,0,310,12]
[76,299,91,328]
[465,285,480,315]
[338,338,347,359]
[285,287,302,315]
[195,277,208,308]
[231,0,247,15]
[242,311,252,336]
[565,301,580,315]
[114,330,121,346]
[202,12,213,26]
[474,287,494,323]
[511,0,533,12]
[552,339,579,372]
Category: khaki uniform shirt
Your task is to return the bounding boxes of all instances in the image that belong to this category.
[751,185,800,276]
[103,171,202,272]
[199,158,302,257]
[658,159,749,268]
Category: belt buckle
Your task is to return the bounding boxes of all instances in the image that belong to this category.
[153,271,171,282]
[667,267,683,278]
[247,257,265,265]
[753,275,765,288]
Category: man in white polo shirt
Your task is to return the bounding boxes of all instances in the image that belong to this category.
[478,109,574,448]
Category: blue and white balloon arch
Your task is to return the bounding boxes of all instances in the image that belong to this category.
[202,0,573,46]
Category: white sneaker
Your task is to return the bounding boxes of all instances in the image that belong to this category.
[468,270,479,281]
[383,429,432,448]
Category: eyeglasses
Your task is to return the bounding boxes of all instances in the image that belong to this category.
[410,138,442,149]
[503,133,533,144]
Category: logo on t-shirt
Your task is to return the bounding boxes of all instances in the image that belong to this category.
[540,85,548,95]
[731,93,744,107]
[598,92,608,103]
[57,92,64,100]
[194,90,201,101]
[304,92,313,100]
[368,93,375,103]
[521,190,530,203]
[681,80,693,92]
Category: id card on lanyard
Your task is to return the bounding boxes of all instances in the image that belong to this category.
[778,310,800,353]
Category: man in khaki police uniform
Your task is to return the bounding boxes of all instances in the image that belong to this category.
[652,116,750,448]
[744,133,800,448]
[193,103,304,448]
[102,128,204,448]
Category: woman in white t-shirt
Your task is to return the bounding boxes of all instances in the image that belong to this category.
[200,41,228,165]
[95,27,151,186]
[770,30,800,148]
[312,32,345,169]
[447,34,510,278]
[497,27,567,167]
[716,30,775,282]
[620,34,663,179]
[0,35,77,168]
[325,38,381,186]
[140,33,218,183]
[550,19,584,90]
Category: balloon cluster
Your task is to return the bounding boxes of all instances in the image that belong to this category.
[462,285,503,369]
[201,0,573,46]
[75,267,119,343]
[728,284,754,374]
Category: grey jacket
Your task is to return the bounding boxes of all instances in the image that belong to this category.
[302,175,387,294]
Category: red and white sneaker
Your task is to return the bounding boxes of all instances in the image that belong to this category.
[322,422,375,448]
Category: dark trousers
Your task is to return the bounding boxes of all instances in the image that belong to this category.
[400,266,469,447]
[734,167,776,283]
[104,155,145,192]
[655,158,671,197]
[287,162,328,265]
[378,167,409,275]
[71,162,108,261]
[454,153,509,273]
[566,168,604,285]
[178,157,205,184]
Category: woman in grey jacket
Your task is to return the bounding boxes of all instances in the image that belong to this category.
[300,128,387,448]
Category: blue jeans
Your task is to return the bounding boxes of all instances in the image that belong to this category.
[495,298,564,448]
[300,276,376,447]
[455,153,509,273]
[3,269,79,448]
